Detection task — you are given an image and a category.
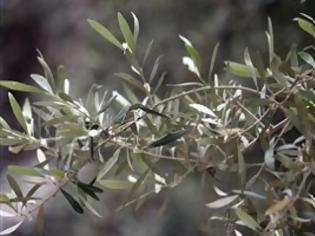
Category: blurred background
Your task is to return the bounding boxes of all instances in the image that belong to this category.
[1,0,315,235]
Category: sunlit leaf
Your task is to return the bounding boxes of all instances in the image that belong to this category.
[205,195,239,209]
[118,12,136,52]
[87,19,123,50]
[30,74,53,93]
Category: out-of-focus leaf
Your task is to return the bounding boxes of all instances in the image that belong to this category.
[7,175,23,198]
[26,183,44,198]
[142,40,154,66]
[225,61,259,78]
[148,128,187,148]
[123,168,150,204]
[99,180,133,190]
[270,55,289,88]
[115,73,144,91]
[149,55,163,82]
[118,12,136,52]
[294,17,315,38]
[237,145,246,190]
[205,195,239,209]
[36,206,45,236]
[234,208,261,232]
[0,81,45,94]
[49,168,65,179]
[87,19,123,50]
[97,149,121,181]
[266,17,274,64]
[9,165,43,177]
[60,189,84,214]
[208,43,220,82]
[0,220,24,235]
[298,51,315,67]
[8,93,28,132]
[189,103,217,118]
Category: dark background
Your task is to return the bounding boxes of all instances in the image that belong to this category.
[1,0,315,235]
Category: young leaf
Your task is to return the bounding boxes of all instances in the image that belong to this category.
[149,55,163,82]
[148,129,187,148]
[87,19,123,50]
[205,195,239,209]
[0,80,45,94]
[131,12,139,42]
[8,93,28,132]
[117,12,136,52]
[60,189,84,214]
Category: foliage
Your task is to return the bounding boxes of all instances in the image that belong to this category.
[0,11,315,236]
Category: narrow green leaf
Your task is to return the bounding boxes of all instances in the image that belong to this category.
[37,56,55,91]
[7,175,23,198]
[148,129,187,148]
[87,19,123,50]
[234,208,261,232]
[8,93,28,132]
[298,51,315,67]
[149,55,163,82]
[0,80,45,94]
[118,12,136,52]
[225,61,259,78]
[97,149,121,181]
[208,43,220,82]
[9,165,43,177]
[115,73,145,91]
[294,17,315,38]
[60,189,84,214]
[179,35,202,70]
[26,183,44,198]
[49,168,65,179]
[142,40,154,66]
[99,180,132,190]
